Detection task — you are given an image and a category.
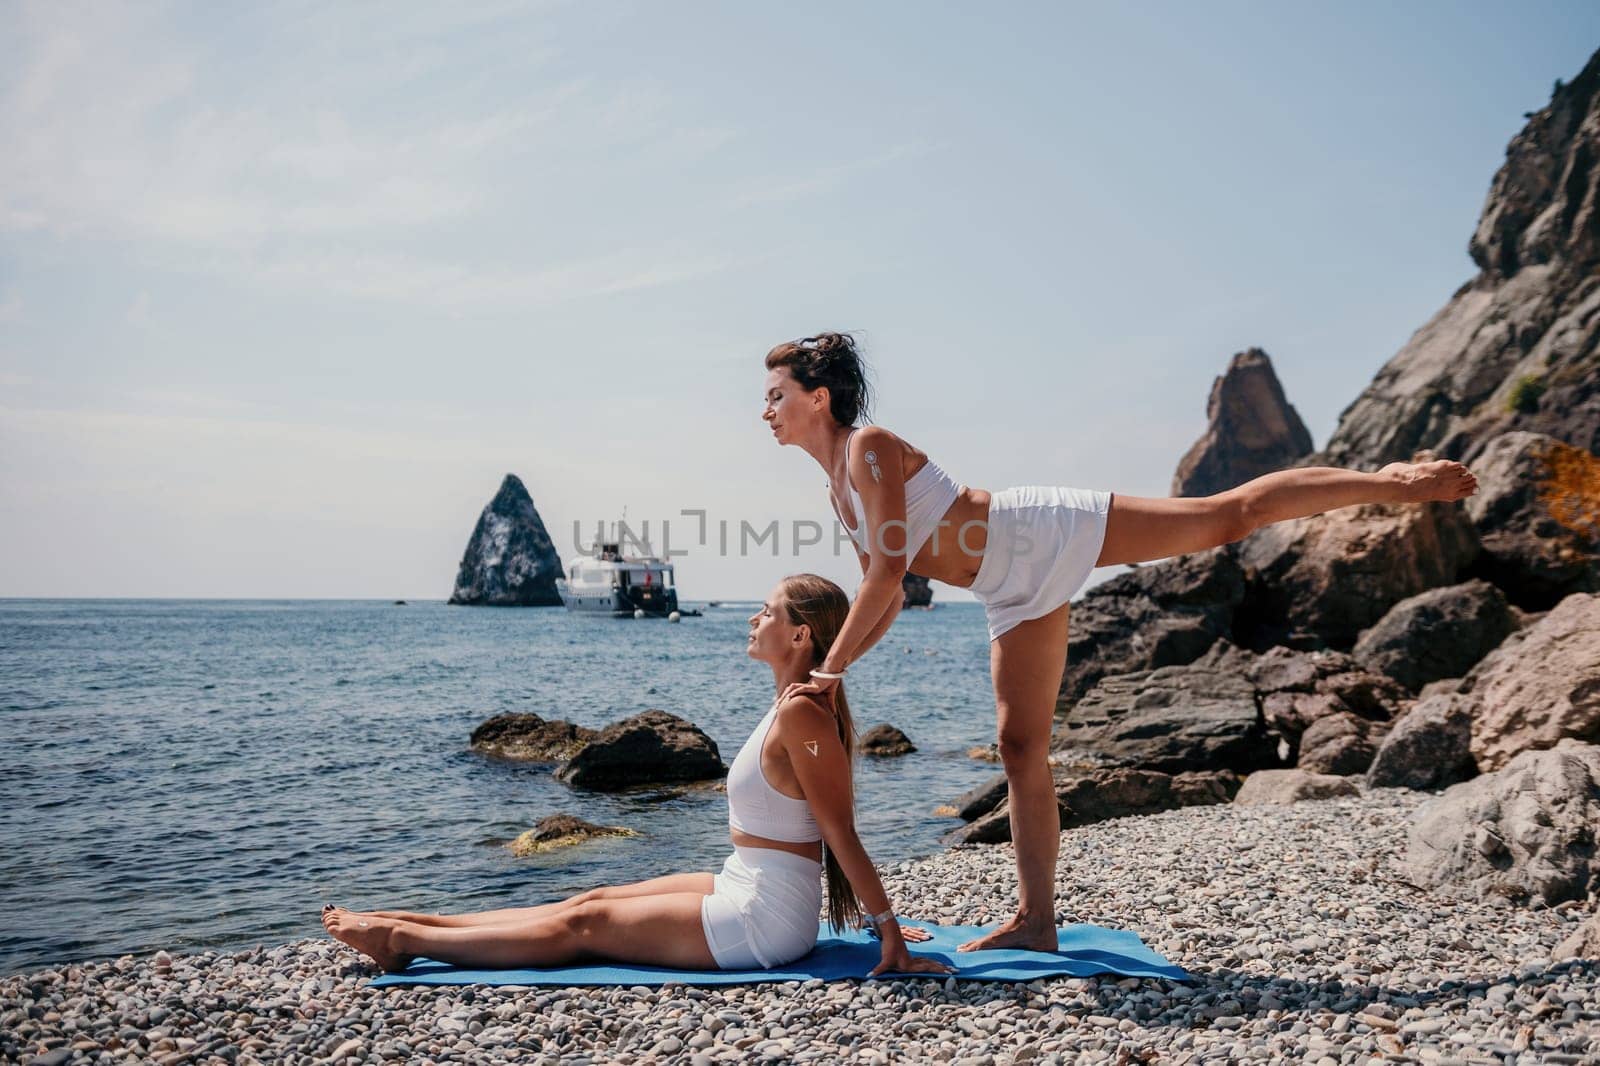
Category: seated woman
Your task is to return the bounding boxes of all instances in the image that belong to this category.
[322,573,954,977]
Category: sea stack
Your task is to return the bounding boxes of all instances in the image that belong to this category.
[448,474,565,606]
[1171,347,1313,497]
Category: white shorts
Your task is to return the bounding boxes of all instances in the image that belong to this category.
[699,846,823,970]
[969,485,1114,641]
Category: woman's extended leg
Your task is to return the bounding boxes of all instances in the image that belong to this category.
[959,600,1073,953]
[324,893,717,971]
[358,873,713,928]
[1094,459,1477,568]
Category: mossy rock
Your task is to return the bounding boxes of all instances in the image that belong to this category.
[507,814,638,856]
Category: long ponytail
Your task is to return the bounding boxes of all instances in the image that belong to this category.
[778,573,862,933]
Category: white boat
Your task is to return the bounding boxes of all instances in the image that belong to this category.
[561,539,680,617]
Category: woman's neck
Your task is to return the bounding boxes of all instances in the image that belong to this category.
[799,423,855,482]
[770,661,813,698]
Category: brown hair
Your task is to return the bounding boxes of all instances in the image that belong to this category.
[777,572,862,932]
[764,332,873,427]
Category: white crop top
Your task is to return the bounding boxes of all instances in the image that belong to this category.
[726,697,822,843]
[831,426,962,560]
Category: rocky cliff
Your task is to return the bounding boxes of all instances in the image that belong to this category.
[1320,51,1600,468]
[448,474,565,606]
[1172,348,1313,497]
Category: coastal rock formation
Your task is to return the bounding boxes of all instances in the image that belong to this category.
[1319,53,1600,467]
[1351,580,1516,692]
[902,573,933,608]
[507,815,637,856]
[1052,661,1279,774]
[1231,492,1480,650]
[859,724,915,757]
[448,475,565,606]
[1171,348,1314,498]
[1402,740,1600,905]
[469,713,597,762]
[1367,694,1478,790]
[1296,712,1388,776]
[943,767,1239,845]
[1059,548,1245,710]
[1461,592,1600,771]
[1193,640,1407,759]
[555,710,725,790]
[1463,432,1600,608]
[1234,769,1361,806]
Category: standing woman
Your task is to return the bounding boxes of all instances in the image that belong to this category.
[762,332,1477,952]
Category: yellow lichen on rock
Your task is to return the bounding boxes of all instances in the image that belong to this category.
[1537,440,1600,540]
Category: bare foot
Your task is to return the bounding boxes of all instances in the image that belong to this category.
[1380,459,1478,503]
[957,913,1058,953]
[320,906,414,972]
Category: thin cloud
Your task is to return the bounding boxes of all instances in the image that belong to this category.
[735,142,940,207]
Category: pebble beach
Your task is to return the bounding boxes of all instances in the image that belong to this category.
[5,789,1596,1065]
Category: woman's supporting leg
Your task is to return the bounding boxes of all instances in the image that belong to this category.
[1094,459,1477,568]
[959,600,1073,953]
[325,894,718,971]
[359,873,714,928]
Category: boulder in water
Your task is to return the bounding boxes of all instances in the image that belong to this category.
[470,713,597,763]
[859,723,915,757]
[555,710,726,791]
[508,814,637,856]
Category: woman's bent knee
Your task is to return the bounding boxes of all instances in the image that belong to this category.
[996,728,1050,770]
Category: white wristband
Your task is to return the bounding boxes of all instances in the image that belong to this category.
[809,668,845,680]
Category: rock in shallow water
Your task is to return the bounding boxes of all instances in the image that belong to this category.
[469,713,597,762]
[555,709,725,790]
[858,724,915,757]
[508,815,637,856]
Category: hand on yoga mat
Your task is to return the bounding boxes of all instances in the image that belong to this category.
[868,945,955,978]
[861,918,934,943]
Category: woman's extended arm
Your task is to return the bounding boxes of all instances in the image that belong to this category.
[819,427,910,674]
[776,697,953,978]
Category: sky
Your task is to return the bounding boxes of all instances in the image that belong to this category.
[2,1,1597,600]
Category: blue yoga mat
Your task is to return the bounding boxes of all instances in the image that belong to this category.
[369,922,1188,987]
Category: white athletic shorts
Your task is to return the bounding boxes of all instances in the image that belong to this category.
[699,846,823,969]
[968,485,1114,641]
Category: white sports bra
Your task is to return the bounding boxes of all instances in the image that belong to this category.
[831,425,963,561]
[726,697,822,843]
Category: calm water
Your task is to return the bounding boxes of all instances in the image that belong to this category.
[0,599,1001,974]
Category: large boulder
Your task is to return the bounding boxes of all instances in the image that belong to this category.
[1052,660,1279,774]
[1463,432,1600,609]
[1231,490,1480,650]
[859,724,915,757]
[1367,694,1478,790]
[470,713,597,762]
[942,767,1238,845]
[1351,580,1517,692]
[1319,51,1600,468]
[1297,712,1388,776]
[1059,548,1246,710]
[1234,769,1360,806]
[449,474,565,606]
[555,710,726,790]
[1172,347,1315,498]
[1462,592,1600,771]
[1402,740,1600,905]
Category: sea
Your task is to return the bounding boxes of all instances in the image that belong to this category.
[0,598,1004,975]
